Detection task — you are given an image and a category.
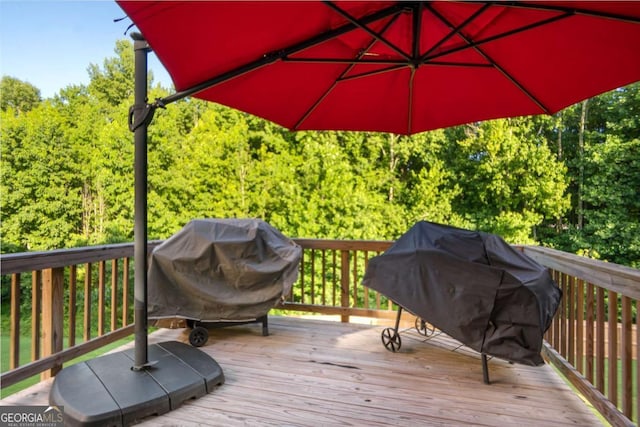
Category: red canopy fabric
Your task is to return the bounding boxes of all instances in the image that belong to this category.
[117,1,640,135]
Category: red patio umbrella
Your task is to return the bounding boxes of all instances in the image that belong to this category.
[115,0,640,372]
[118,1,640,135]
[49,3,640,424]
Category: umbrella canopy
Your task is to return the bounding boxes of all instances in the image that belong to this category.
[117,1,640,135]
[148,219,302,322]
[362,221,562,366]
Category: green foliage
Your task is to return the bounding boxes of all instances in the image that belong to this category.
[443,119,569,243]
[0,41,638,268]
[1,102,83,250]
[539,82,640,267]
[0,76,41,113]
[87,39,136,107]
[582,137,640,267]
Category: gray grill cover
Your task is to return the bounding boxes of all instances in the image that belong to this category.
[362,221,561,366]
[148,219,302,322]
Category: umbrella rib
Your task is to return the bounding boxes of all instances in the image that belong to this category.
[406,0,423,134]
[408,67,416,134]
[282,58,406,66]
[506,2,640,25]
[159,3,407,106]
[422,1,640,65]
[323,1,412,62]
[485,58,550,113]
[427,62,493,68]
[412,3,423,60]
[420,3,492,61]
[425,5,557,114]
[423,12,572,63]
[287,57,491,68]
[338,65,407,83]
[292,12,404,131]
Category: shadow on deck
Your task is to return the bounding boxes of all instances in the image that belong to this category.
[1,316,603,426]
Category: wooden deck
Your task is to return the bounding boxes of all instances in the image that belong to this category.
[2,316,603,426]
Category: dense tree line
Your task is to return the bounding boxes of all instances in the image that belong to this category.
[1,40,638,268]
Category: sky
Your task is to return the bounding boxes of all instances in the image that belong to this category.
[0,0,172,98]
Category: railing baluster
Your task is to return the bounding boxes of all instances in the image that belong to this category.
[340,250,349,323]
[10,273,21,370]
[111,259,118,332]
[84,263,92,342]
[98,260,105,336]
[375,250,382,310]
[621,295,632,418]
[561,273,568,358]
[332,250,337,307]
[31,271,41,362]
[300,251,305,304]
[608,290,618,406]
[576,278,584,374]
[68,265,77,347]
[352,250,358,308]
[568,275,575,365]
[122,257,130,326]
[310,249,316,305]
[586,282,595,384]
[363,251,370,309]
[596,287,605,393]
[321,249,327,305]
[552,270,561,352]
[635,299,640,420]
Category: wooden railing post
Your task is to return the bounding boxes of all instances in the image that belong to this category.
[340,250,350,323]
[41,267,64,379]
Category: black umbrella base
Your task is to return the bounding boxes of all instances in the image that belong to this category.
[49,341,224,426]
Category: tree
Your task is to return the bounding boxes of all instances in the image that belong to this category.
[444,119,569,243]
[539,82,640,266]
[87,39,136,108]
[1,103,83,250]
[582,137,640,267]
[0,76,41,113]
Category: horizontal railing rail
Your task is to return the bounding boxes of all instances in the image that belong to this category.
[1,239,639,427]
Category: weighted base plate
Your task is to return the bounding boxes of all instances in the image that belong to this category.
[49,341,224,426]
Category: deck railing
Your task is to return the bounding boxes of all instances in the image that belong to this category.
[0,242,161,387]
[1,240,639,426]
[521,246,640,427]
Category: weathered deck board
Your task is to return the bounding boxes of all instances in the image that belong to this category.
[1,316,603,426]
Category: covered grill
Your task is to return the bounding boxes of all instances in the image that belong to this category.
[148,218,302,346]
[362,221,561,382]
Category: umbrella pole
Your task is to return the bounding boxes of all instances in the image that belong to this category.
[48,33,225,426]
[132,32,151,370]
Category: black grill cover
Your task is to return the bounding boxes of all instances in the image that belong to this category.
[148,219,302,322]
[362,221,561,365]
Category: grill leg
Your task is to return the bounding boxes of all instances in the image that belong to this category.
[393,306,403,333]
[261,315,269,336]
[482,353,490,384]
